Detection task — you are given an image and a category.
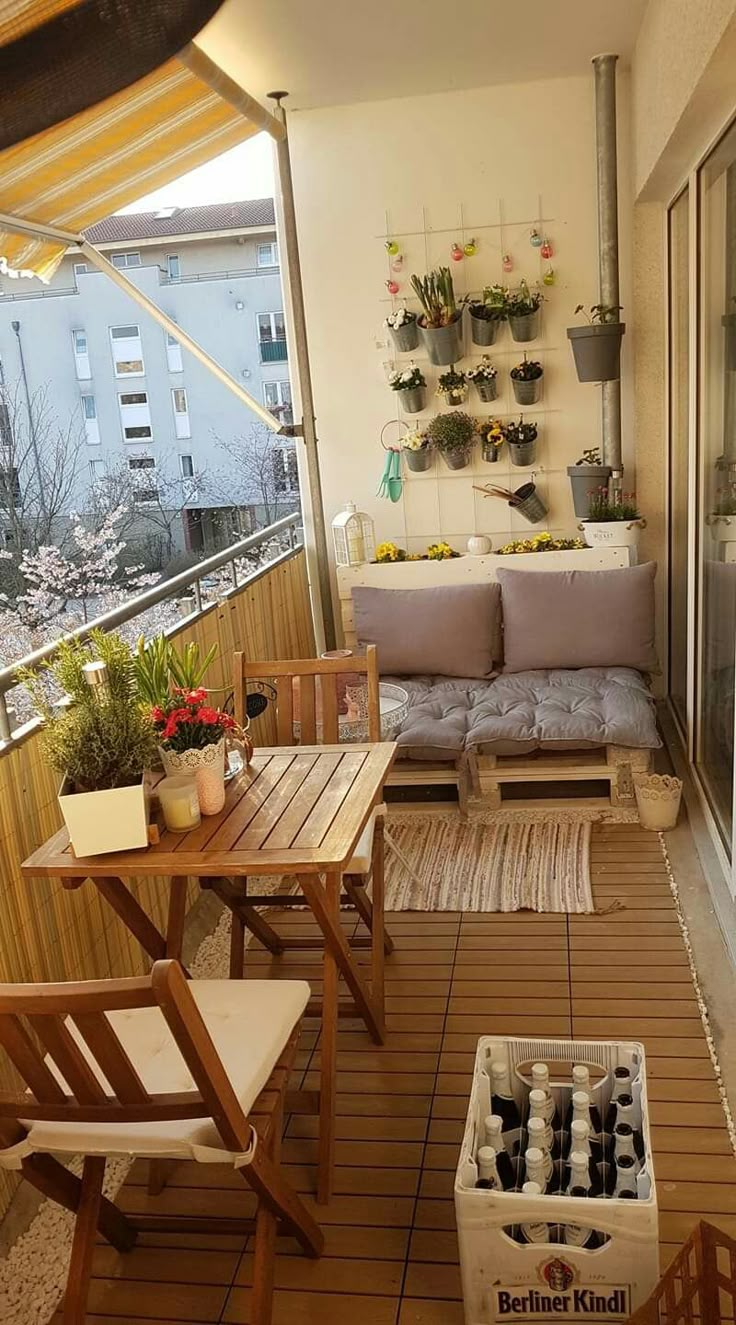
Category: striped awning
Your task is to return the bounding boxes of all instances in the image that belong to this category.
[0,2,266,280]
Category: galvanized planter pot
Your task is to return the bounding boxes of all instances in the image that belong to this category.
[508,309,540,342]
[420,315,464,366]
[397,385,426,414]
[404,446,433,472]
[567,463,612,517]
[440,445,472,471]
[475,379,498,403]
[511,375,543,405]
[510,482,547,524]
[508,439,537,467]
[567,322,625,382]
[469,311,502,347]
[389,319,420,353]
[481,441,501,463]
[443,388,468,406]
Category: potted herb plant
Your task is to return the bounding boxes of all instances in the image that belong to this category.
[388,362,427,414]
[402,427,433,473]
[437,367,468,406]
[580,489,646,551]
[506,279,543,342]
[468,284,507,346]
[385,306,419,353]
[706,492,736,543]
[467,357,498,402]
[478,419,506,463]
[567,447,613,517]
[506,416,538,466]
[410,266,464,365]
[426,410,475,470]
[20,630,157,857]
[567,303,625,381]
[510,354,544,405]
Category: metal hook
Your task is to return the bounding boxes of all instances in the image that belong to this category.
[380,419,409,451]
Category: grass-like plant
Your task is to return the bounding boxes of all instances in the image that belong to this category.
[426,411,475,452]
[410,267,460,327]
[586,488,640,521]
[20,630,157,792]
[134,635,218,709]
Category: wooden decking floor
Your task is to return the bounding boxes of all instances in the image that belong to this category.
[60,822,736,1324]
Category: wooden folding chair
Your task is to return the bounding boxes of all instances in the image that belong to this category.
[229,644,395,972]
[0,960,322,1325]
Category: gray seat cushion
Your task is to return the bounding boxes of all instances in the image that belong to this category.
[387,668,661,761]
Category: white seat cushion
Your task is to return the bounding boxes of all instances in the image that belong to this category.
[345,805,385,875]
[15,979,310,1164]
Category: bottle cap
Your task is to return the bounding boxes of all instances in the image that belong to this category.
[477,1146,496,1164]
[617,1154,635,1169]
[572,1065,590,1084]
[569,1150,588,1168]
[570,1186,587,1197]
[614,1066,631,1079]
[491,1061,508,1079]
[615,1123,633,1136]
[525,1147,544,1164]
[571,1119,590,1139]
[617,1093,634,1108]
[531,1063,549,1083]
[572,1090,589,1108]
[529,1088,546,1107]
[527,1117,545,1137]
[522,1181,542,1196]
[484,1114,503,1135]
[619,1190,636,1199]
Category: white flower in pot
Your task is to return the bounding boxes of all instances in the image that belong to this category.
[388,362,427,414]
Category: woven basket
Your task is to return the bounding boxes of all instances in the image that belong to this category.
[634,773,683,831]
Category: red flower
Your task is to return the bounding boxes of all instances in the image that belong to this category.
[195,706,221,725]
[162,707,193,741]
[184,687,208,705]
[151,705,165,724]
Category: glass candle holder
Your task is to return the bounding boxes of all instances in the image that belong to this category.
[158,774,201,833]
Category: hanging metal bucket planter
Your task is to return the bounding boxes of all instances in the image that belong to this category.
[509,482,548,524]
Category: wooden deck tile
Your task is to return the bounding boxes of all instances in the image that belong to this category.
[55,822,736,1323]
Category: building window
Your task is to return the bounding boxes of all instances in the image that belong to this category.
[272,446,299,495]
[73,261,88,281]
[257,241,278,268]
[110,324,144,376]
[180,453,195,479]
[257,311,287,362]
[89,458,105,486]
[165,330,183,373]
[0,464,20,505]
[171,387,191,439]
[72,328,91,380]
[166,254,181,280]
[263,380,293,425]
[111,251,142,269]
[118,389,152,441]
[128,455,158,503]
[81,393,100,444]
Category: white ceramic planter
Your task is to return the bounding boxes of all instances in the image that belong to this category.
[634,773,683,831]
[58,775,149,857]
[707,515,736,543]
[160,737,226,815]
[580,518,646,550]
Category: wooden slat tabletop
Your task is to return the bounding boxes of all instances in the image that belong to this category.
[21,744,396,880]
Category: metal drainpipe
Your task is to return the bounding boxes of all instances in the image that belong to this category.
[11,320,47,518]
[592,53,623,488]
[269,91,336,650]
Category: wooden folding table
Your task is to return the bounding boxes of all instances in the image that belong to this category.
[22,742,397,1201]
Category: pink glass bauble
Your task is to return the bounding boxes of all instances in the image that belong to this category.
[541,239,553,259]
[502,253,513,273]
[386,279,400,294]
[451,243,464,261]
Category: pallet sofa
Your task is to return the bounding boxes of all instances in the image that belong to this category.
[337,550,660,811]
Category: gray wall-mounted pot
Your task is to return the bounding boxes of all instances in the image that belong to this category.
[567,463,612,517]
[508,439,537,467]
[567,323,625,382]
[404,446,433,472]
[420,315,464,365]
[508,309,540,342]
[389,320,420,353]
[469,311,501,346]
[510,482,547,524]
[440,445,472,470]
[397,385,426,414]
[475,378,498,402]
[511,375,543,405]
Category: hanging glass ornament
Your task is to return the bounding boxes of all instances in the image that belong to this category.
[463,238,477,257]
[391,255,403,271]
[386,278,400,294]
[502,252,513,273]
[540,239,553,259]
[451,242,464,262]
[529,228,543,247]
[385,240,399,255]
[542,266,556,286]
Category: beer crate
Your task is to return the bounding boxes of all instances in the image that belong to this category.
[455,1036,659,1325]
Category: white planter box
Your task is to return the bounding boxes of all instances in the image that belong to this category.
[580,519,645,551]
[707,516,736,544]
[58,775,150,857]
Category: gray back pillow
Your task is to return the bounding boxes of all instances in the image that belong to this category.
[496,562,657,673]
[352,583,501,678]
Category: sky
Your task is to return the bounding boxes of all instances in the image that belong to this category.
[119,134,275,214]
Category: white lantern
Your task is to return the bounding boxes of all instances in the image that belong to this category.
[332,502,375,567]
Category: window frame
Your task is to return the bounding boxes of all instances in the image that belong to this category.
[257,241,278,268]
[109,324,145,378]
[166,253,181,280]
[110,251,142,269]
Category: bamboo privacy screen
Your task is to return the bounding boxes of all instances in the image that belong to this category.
[0,550,314,1218]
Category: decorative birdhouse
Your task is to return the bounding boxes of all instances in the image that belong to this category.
[332,503,375,567]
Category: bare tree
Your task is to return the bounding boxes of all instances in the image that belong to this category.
[211,423,300,529]
[87,451,206,566]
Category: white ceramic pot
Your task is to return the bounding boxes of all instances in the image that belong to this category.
[707,515,736,543]
[467,535,492,556]
[58,774,149,857]
[160,738,226,815]
[634,773,683,831]
[579,518,646,550]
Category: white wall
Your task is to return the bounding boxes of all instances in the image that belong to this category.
[287,75,632,561]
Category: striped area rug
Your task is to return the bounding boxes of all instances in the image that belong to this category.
[385,813,594,913]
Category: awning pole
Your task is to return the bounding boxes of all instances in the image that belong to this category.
[592,53,623,485]
[270,93,336,650]
[180,45,286,141]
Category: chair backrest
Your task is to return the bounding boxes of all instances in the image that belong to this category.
[0,961,251,1152]
[233,645,380,746]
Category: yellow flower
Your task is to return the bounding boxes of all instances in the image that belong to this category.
[376,541,402,562]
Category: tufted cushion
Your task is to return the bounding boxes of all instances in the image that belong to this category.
[387,669,661,760]
[353,583,500,678]
[15,980,310,1163]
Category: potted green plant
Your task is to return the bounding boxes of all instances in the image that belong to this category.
[468,284,507,346]
[467,357,498,402]
[385,306,419,353]
[510,354,543,405]
[567,303,625,381]
[410,266,464,364]
[478,418,506,463]
[388,362,427,414]
[506,416,538,466]
[437,367,468,406]
[567,447,613,517]
[20,630,157,857]
[706,492,736,544]
[580,488,645,551]
[426,410,475,470]
[401,427,433,473]
[506,279,543,342]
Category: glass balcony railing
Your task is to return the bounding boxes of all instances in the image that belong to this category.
[259,338,288,363]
